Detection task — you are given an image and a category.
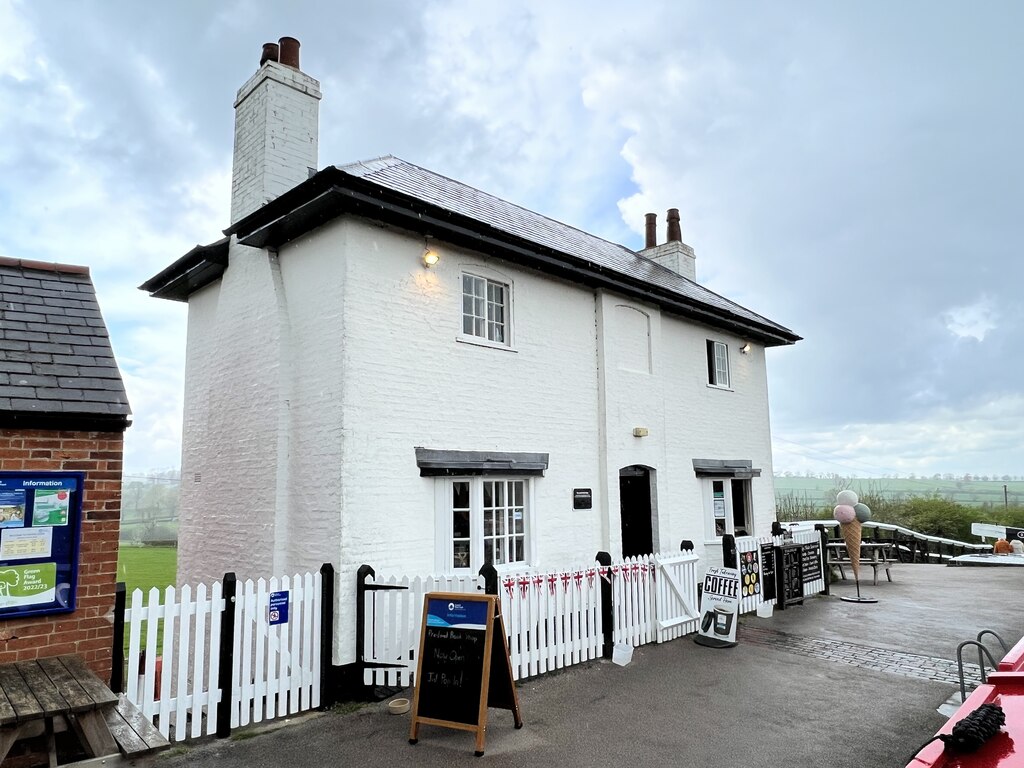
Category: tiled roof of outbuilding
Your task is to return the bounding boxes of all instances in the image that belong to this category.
[0,258,131,429]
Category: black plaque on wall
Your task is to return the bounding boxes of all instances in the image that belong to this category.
[573,489,593,509]
[759,543,777,602]
[801,542,822,583]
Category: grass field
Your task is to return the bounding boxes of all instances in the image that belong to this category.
[774,476,1024,509]
[115,545,177,658]
[116,545,177,596]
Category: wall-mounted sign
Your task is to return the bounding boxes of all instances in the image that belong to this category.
[0,472,84,618]
[269,590,289,625]
[1006,527,1024,542]
[573,489,592,510]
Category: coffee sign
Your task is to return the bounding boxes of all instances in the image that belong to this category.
[694,566,740,649]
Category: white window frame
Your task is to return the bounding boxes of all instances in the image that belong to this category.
[702,477,752,543]
[706,339,731,389]
[435,476,534,574]
[459,269,514,350]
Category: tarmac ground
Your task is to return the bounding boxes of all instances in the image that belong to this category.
[160,564,1023,768]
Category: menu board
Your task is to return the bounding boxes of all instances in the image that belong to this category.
[409,593,522,755]
[801,542,822,583]
[0,472,84,618]
[760,543,777,601]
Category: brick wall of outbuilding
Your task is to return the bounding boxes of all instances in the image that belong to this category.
[0,428,123,681]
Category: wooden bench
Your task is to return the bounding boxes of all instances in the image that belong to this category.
[103,694,171,763]
[0,655,169,768]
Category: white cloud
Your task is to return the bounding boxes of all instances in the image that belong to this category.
[943,296,998,341]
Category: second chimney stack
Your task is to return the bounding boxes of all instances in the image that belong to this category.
[666,208,681,243]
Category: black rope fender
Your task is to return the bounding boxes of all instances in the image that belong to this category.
[911,703,1006,760]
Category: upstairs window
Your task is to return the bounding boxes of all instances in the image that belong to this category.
[463,273,509,345]
[706,340,730,388]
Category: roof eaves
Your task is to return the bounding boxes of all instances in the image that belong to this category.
[139,237,230,301]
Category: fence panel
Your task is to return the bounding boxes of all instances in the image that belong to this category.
[123,569,321,742]
[362,573,481,687]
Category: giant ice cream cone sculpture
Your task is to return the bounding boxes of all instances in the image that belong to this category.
[834,489,872,585]
[840,518,862,581]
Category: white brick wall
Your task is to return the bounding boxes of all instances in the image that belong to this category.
[177,214,781,665]
[231,62,321,224]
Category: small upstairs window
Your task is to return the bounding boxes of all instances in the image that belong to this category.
[706,340,730,388]
[462,273,510,345]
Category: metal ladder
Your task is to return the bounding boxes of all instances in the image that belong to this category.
[956,629,1009,702]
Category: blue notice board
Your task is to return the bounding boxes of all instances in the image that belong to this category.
[0,472,85,618]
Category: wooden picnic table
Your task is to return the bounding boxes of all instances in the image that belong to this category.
[827,541,898,585]
[0,654,167,768]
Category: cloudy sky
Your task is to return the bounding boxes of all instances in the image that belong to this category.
[2,0,1021,479]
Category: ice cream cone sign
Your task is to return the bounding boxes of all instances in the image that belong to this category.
[834,490,871,582]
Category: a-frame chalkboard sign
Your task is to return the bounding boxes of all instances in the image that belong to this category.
[408,592,522,756]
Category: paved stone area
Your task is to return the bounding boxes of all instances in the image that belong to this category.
[743,625,984,687]
[161,565,1022,768]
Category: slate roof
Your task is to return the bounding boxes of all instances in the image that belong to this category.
[146,155,799,346]
[335,156,797,342]
[0,258,131,430]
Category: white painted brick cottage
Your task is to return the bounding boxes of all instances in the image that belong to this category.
[142,39,800,667]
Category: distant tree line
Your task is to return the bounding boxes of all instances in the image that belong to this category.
[776,486,1024,543]
[120,470,180,544]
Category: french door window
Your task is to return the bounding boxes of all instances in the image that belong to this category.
[448,478,528,570]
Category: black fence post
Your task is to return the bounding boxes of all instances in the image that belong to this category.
[722,534,737,569]
[478,564,498,595]
[216,572,237,738]
[596,551,614,659]
[814,524,829,595]
[319,563,335,710]
[355,564,375,690]
[110,582,126,693]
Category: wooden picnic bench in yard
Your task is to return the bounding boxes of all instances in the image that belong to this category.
[827,542,899,586]
[0,654,169,768]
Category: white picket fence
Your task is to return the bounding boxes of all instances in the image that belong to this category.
[499,567,604,680]
[362,574,481,687]
[124,570,322,741]
[733,530,826,615]
[361,550,700,686]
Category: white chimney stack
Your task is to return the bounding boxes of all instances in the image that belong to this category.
[230,37,322,224]
[639,208,697,282]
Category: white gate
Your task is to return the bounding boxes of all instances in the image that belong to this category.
[652,551,700,642]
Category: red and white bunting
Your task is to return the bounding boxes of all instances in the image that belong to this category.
[573,571,584,591]
[547,574,558,595]
[503,577,515,599]
[518,576,530,598]
[560,572,571,592]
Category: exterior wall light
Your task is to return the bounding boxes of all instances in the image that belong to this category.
[740,343,751,354]
[422,249,439,268]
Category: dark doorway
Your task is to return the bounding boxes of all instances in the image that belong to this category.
[731,479,750,536]
[619,466,653,557]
